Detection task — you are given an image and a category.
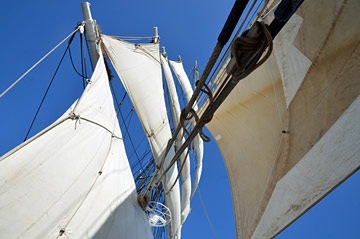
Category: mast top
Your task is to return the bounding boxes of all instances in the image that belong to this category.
[81,2,93,21]
[80,2,100,68]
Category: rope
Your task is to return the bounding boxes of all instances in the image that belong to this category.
[165,146,191,194]
[57,132,117,238]
[24,32,77,141]
[0,27,80,98]
[81,33,88,79]
[68,46,87,79]
[198,186,218,239]
[80,33,86,88]
[109,81,143,169]
[149,20,273,194]
[110,35,153,39]
[69,113,123,140]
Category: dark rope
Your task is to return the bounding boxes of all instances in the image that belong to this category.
[81,33,88,80]
[24,31,77,141]
[80,33,86,88]
[109,81,143,169]
[68,46,87,79]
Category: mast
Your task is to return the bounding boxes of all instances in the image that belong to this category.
[81,2,100,67]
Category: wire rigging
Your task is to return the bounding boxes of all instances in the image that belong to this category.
[80,33,86,89]
[109,81,143,170]
[0,27,80,98]
[24,31,77,141]
[68,46,87,79]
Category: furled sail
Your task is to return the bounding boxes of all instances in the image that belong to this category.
[205,0,360,238]
[169,60,204,199]
[101,35,181,238]
[161,54,191,224]
[0,57,153,238]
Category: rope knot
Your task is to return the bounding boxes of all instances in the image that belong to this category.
[69,113,81,120]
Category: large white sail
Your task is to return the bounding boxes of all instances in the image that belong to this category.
[0,57,153,238]
[161,54,191,224]
[205,0,360,238]
[169,60,204,199]
[101,35,181,238]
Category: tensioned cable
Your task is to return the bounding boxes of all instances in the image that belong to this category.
[198,186,218,239]
[197,0,265,109]
[80,33,86,89]
[68,46,87,79]
[81,33,88,80]
[24,32,77,141]
[109,81,143,169]
[0,27,80,98]
[110,35,153,39]
[197,0,266,110]
[119,108,133,128]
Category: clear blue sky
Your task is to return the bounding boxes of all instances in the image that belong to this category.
[0,0,359,238]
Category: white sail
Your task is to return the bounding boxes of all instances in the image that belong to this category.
[0,57,153,238]
[205,0,360,238]
[169,60,204,199]
[252,95,360,238]
[101,35,181,238]
[161,54,191,224]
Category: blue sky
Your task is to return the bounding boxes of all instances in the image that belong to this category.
[0,0,359,238]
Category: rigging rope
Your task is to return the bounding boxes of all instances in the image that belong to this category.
[198,186,218,239]
[80,33,86,88]
[68,46,87,79]
[109,81,143,170]
[81,33,88,80]
[0,27,80,98]
[24,31,77,141]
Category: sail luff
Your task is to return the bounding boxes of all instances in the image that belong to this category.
[161,54,192,224]
[169,60,204,199]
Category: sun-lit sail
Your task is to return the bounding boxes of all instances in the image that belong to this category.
[161,54,191,225]
[205,0,360,238]
[0,56,153,239]
[169,60,204,199]
[101,35,181,238]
